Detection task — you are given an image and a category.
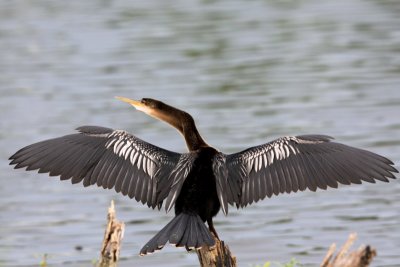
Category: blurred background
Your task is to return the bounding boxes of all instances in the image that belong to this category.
[1,0,399,266]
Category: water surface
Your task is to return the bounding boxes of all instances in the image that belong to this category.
[1,1,399,266]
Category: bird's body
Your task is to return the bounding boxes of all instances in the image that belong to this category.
[9,97,398,255]
[175,146,220,225]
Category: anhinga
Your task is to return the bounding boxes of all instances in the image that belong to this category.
[9,97,398,255]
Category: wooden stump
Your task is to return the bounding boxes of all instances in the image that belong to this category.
[196,235,237,267]
[320,233,377,267]
[98,200,125,267]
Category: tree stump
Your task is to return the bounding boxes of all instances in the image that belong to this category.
[321,233,377,267]
[196,235,237,267]
[98,200,125,267]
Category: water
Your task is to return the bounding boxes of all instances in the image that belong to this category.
[1,0,400,266]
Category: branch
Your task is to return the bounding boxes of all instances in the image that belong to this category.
[98,200,125,267]
[321,233,376,267]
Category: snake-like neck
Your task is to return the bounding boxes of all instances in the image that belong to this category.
[144,100,209,151]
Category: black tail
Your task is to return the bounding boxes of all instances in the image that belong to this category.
[140,213,215,255]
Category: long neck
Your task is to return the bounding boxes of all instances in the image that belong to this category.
[149,104,209,151]
[180,114,209,151]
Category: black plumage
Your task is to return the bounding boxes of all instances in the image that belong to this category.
[9,97,398,255]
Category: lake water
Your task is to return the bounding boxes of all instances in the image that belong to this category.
[0,1,399,266]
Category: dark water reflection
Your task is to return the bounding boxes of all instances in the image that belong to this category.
[1,1,399,266]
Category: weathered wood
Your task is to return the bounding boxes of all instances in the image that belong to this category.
[98,200,125,267]
[196,234,237,267]
[94,204,374,267]
[320,233,376,267]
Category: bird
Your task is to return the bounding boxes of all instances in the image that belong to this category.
[9,97,398,255]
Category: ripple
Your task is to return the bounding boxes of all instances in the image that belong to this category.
[336,215,380,222]
[1,0,400,266]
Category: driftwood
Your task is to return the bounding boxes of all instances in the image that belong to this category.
[196,234,237,267]
[321,233,376,267]
[95,203,374,267]
[98,200,125,267]
[196,232,376,267]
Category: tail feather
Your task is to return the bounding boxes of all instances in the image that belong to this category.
[169,214,189,245]
[198,219,214,246]
[176,217,191,248]
[140,213,215,255]
[182,217,195,249]
[142,218,176,253]
[188,218,198,249]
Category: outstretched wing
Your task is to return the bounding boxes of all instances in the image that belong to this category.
[224,135,397,208]
[9,125,183,209]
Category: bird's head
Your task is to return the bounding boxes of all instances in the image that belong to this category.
[115,96,163,117]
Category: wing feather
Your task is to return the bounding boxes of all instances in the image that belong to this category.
[275,159,287,193]
[286,157,299,192]
[225,135,397,207]
[114,161,130,192]
[35,142,70,173]
[264,170,273,198]
[59,146,89,180]
[9,125,182,209]
[164,153,197,213]
[270,162,281,195]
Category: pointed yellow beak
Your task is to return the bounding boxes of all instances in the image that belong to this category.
[115,96,144,110]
